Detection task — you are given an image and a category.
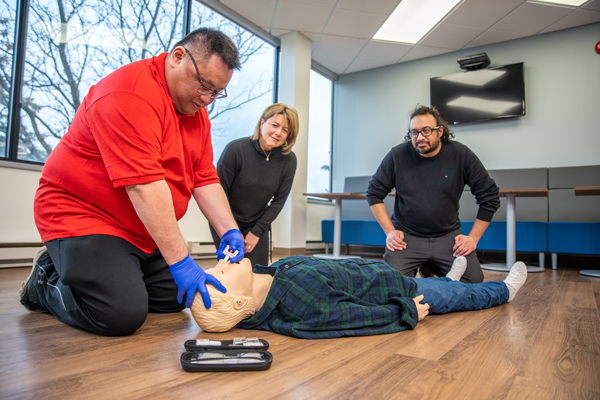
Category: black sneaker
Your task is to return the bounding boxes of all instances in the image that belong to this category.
[19,246,49,312]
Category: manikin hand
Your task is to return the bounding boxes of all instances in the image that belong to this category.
[216,229,245,262]
[453,234,477,257]
[169,254,226,308]
[244,231,260,254]
[413,294,430,321]
[386,230,407,252]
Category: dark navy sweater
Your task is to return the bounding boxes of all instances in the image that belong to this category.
[217,138,297,237]
[366,141,499,237]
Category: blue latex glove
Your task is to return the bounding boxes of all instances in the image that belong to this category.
[216,229,245,263]
[169,254,226,308]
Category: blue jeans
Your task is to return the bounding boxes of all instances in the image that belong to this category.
[413,277,509,314]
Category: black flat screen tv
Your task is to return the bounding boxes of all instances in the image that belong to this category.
[430,62,525,125]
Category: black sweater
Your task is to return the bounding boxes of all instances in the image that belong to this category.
[366,141,500,238]
[217,138,297,237]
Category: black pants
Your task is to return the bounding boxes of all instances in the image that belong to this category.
[34,235,184,336]
[209,224,270,267]
[383,229,484,283]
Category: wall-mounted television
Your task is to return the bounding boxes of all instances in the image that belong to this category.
[430,62,525,125]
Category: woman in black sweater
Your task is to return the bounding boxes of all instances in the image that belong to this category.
[210,103,299,266]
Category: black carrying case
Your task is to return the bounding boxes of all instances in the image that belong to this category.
[180,350,273,372]
[181,338,272,372]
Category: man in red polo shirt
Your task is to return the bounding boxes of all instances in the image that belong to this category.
[20,28,246,336]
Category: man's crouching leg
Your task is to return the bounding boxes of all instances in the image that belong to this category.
[29,235,160,336]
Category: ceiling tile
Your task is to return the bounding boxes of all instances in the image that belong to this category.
[357,40,412,62]
[539,9,600,33]
[444,0,525,29]
[311,54,354,74]
[312,34,368,59]
[300,31,321,42]
[335,0,401,15]
[583,0,600,11]
[272,1,333,33]
[345,58,397,74]
[284,0,337,7]
[399,45,454,63]
[323,8,387,39]
[420,23,486,50]
[463,29,529,48]
[492,2,574,35]
[221,0,277,28]
[270,28,293,37]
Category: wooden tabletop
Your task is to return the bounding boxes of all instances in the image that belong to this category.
[304,192,367,200]
[574,186,600,196]
[499,188,548,197]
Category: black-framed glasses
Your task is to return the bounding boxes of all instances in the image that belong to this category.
[409,126,440,138]
[184,48,228,99]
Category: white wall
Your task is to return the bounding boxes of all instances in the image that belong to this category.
[0,165,42,243]
[332,23,600,192]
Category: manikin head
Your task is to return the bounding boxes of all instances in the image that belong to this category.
[190,258,257,332]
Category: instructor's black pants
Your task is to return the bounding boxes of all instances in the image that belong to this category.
[34,235,184,336]
[383,229,484,283]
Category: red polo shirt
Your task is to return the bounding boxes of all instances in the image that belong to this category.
[34,53,220,253]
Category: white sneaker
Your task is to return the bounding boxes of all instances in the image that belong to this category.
[505,261,527,302]
[446,256,467,281]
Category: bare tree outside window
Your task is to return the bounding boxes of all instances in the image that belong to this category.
[190,1,275,158]
[2,0,275,163]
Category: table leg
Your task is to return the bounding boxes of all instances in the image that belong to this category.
[313,197,360,260]
[333,197,342,258]
[482,194,544,273]
[506,194,516,268]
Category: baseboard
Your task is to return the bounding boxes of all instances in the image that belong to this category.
[0,244,43,268]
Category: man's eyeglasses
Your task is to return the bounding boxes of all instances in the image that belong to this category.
[409,126,440,138]
[184,48,227,100]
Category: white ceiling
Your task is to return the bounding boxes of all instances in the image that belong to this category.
[218,0,600,75]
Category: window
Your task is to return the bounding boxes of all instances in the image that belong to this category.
[0,0,17,158]
[306,69,333,195]
[191,1,276,161]
[2,0,277,164]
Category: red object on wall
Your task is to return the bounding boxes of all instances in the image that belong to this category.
[596,41,600,54]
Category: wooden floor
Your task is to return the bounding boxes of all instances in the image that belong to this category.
[1,256,600,400]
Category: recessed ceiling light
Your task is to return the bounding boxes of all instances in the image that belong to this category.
[531,0,587,5]
[373,0,461,44]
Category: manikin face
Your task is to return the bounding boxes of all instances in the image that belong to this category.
[259,114,290,151]
[206,258,254,296]
[166,47,233,115]
[410,114,443,158]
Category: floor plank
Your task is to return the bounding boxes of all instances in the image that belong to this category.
[1,259,599,399]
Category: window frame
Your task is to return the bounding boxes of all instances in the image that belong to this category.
[306,68,335,202]
[1,0,281,166]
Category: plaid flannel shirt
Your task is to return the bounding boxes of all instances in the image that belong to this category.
[237,256,419,339]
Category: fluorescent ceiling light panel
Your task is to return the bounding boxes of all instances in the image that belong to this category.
[447,96,522,114]
[373,0,461,44]
[531,0,587,6]
[439,70,506,86]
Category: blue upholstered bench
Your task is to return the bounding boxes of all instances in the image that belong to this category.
[460,221,548,253]
[322,220,385,250]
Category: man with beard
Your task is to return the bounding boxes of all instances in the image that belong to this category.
[366,105,500,283]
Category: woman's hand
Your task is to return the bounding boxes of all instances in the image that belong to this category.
[244,232,260,254]
[413,294,430,321]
